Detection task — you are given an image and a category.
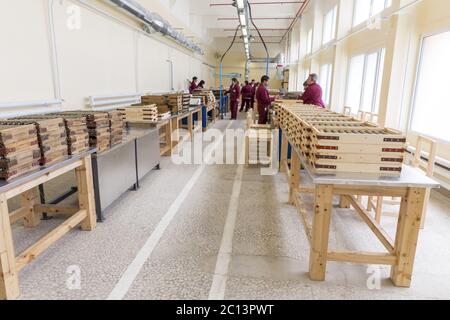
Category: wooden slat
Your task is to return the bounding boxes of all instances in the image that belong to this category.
[334,186,407,198]
[327,251,397,265]
[4,160,83,199]
[15,210,87,272]
[345,195,395,254]
[76,156,96,231]
[9,207,28,225]
[292,192,312,244]
[34,204,79,215]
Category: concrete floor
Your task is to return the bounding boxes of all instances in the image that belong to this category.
[9,113,450,300]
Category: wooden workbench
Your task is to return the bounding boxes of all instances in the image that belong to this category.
[280,131,440,287]
[0,150,97,299]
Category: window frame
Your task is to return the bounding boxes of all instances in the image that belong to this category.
[344,48,385,115]
[320,63,333,106]
[352,0,392,28]
[409,29,450,143]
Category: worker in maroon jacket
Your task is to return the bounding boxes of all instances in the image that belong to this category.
[189,77,198,94]
[255,75,276,124]
[227,78,241,120]
[250,79,256,109]
[298,73,325,108]
[240,80,253,112]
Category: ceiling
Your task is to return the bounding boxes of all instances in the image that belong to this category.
[191,0,306,55]
[133,0,307,57]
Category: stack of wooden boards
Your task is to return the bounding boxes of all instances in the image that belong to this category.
[192,90,216,108]
[0,124,41,180]
[276,103,406,175]
[141,93,190,116]
[119,105,159,122]
[0,118,68,166]
[109,110,124,147]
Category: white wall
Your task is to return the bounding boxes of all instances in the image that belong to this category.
[0,0,213,115]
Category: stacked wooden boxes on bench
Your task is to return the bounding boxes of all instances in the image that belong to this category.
[120,104,159,122]
[277,103,406,175]
[12,113,90,156]
[1,118,68,166]
[64,111,111,153]
[0,124,41,180]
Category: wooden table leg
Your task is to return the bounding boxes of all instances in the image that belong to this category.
[171,118,179,149]
[309,184,333,281]
[0,194,20,300]
[75,155,97,231]
[338,196,350,209]
[288,151,301,205]
[188,113,193,138]
[22,188,39,228]
[165,121,172,156]
[390,187,426,287]
[280,132,288,173]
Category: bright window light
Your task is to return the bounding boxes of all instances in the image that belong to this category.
[411,30,450,142]
[322,6,337,45]
[320,64,333,105]
[353,0,392,27]
[239,14,246,27]
[306,28,313,55]
[345,49,385,115]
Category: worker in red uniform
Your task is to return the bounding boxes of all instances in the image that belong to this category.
[227,78,241,120]
[250,79,256,110]
[189,76,198,94]
[298,73,325,108]
[255,75,276,124]
[240,80,253,112]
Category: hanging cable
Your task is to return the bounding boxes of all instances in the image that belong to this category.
[219,24,240,118]
[247,1,270,75]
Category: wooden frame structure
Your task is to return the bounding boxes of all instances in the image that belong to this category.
[280,131,439,287]
[0,151,97,299]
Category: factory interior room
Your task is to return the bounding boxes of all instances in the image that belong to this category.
[1,0,450,304]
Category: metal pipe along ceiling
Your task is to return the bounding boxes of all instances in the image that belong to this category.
[109,0,204,55]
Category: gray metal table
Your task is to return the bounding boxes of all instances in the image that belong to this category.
[91,128,160,221]
[281,130,440,288]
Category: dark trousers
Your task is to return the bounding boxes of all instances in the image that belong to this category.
[251,97,255,109]
[242,99,251,112]
[258,106,268,124]
[231,101,238,120]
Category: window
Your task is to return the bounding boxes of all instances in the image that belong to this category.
[322,6,337,45]
[320,64,333,105]
[306,28,313,55]
[353,0,392,27]
[411,30,450,142]
[345,49,385,114]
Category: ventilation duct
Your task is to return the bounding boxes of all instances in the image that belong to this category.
[109,0,204,55]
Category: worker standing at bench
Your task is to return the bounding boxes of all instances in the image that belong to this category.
[240,80,253,112]
[227,78,241,120]
[256,75,276,124]
[298,73,325,108]
[189,76,198,94]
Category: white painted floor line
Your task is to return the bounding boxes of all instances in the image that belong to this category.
[208,145,246,300]
[107,121,234,300]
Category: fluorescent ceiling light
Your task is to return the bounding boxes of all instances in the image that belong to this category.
[244,37,248,44]
[239,13,246,27]
[242,28,248,37]
[236,0,244,9]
